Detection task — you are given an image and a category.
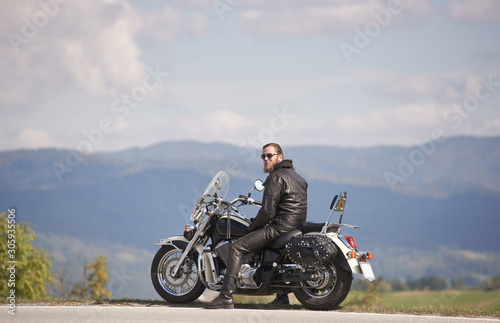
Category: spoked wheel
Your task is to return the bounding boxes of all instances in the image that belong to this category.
[151,244,205,303]
[293,260,352,310]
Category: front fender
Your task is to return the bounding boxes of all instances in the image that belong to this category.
[155,235,204,254]
[155,235,189,247]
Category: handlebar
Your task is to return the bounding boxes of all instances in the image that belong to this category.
[234,195,261,206]
[205,194,262,209]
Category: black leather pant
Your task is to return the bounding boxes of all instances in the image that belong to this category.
[221,223,286,296]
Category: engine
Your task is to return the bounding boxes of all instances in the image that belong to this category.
[214,240,259,289]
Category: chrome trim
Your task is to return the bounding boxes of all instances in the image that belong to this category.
[197,249,222,290]
[154,236,188,249]
[238,264,259,289]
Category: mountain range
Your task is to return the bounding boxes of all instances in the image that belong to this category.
[1,135,499,298]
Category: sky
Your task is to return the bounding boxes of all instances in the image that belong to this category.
[1,0,500,153]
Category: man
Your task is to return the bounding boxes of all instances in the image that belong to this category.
[203,143,308,309]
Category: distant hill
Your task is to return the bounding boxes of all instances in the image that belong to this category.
[1,135,499,298]
[3,136,499,195]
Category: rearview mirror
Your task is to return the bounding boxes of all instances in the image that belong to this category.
[254,179,264,192]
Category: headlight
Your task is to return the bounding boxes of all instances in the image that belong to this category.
[184,224,196,240]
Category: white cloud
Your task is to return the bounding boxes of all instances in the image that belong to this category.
[382,75,462,102]
[161,107,301,147]
[379,70,500,104]
[239,1,383,35]
[179,109,252,137]
[334,103,444,131]
[168,77,343,109]
[0,1,209,108]
[2,0,499,153]
[16,128,59,149]
[59,1,145,96]
[113,118,130,132]
[142,6,208,41]
[295,103,449,147]
[1,1,145,106]
[238,0,439,36]
[448,0,500,23]
[401,0,440,19]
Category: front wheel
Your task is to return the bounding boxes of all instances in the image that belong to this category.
[293,260,352,310]
[151,244,205,303]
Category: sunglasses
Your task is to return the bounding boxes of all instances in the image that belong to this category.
[261,153,277,160]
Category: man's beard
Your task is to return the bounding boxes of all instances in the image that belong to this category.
[263,163,275,173]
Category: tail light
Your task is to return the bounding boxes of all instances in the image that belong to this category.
[344,235,357,249]
[347,251,374,260]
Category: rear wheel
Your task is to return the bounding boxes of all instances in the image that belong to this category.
[293,260,352,310]
[151,244,205,303]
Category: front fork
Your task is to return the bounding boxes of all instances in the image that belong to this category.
[170,219,209,277]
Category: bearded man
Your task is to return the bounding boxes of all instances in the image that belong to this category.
[203,143,308,309]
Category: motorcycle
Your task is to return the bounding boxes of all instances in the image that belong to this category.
[151,170,375,310]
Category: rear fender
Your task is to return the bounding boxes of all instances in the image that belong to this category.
[329,234,362,274]
[334,252,352,273]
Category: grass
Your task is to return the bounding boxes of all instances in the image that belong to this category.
[378,289,500,311]
[342,288,500,318]
[6,290,500,319]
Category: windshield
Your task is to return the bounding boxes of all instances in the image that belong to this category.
[202,170,230,199]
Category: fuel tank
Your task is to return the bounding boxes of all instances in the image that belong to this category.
[216,214,250,238]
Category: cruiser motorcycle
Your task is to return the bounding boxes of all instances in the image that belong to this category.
[151,171,375,310]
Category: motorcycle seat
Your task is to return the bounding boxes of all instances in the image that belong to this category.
[268,229,301,249]
[300,222,340,234]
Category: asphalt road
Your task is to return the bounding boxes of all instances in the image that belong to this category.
[2,306,500,323]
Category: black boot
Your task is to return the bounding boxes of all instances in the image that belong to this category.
[204,242,244,309]
[269,292,289,305]
[203,276,236,309]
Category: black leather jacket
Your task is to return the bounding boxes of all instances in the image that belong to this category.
[247,159,308,233]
